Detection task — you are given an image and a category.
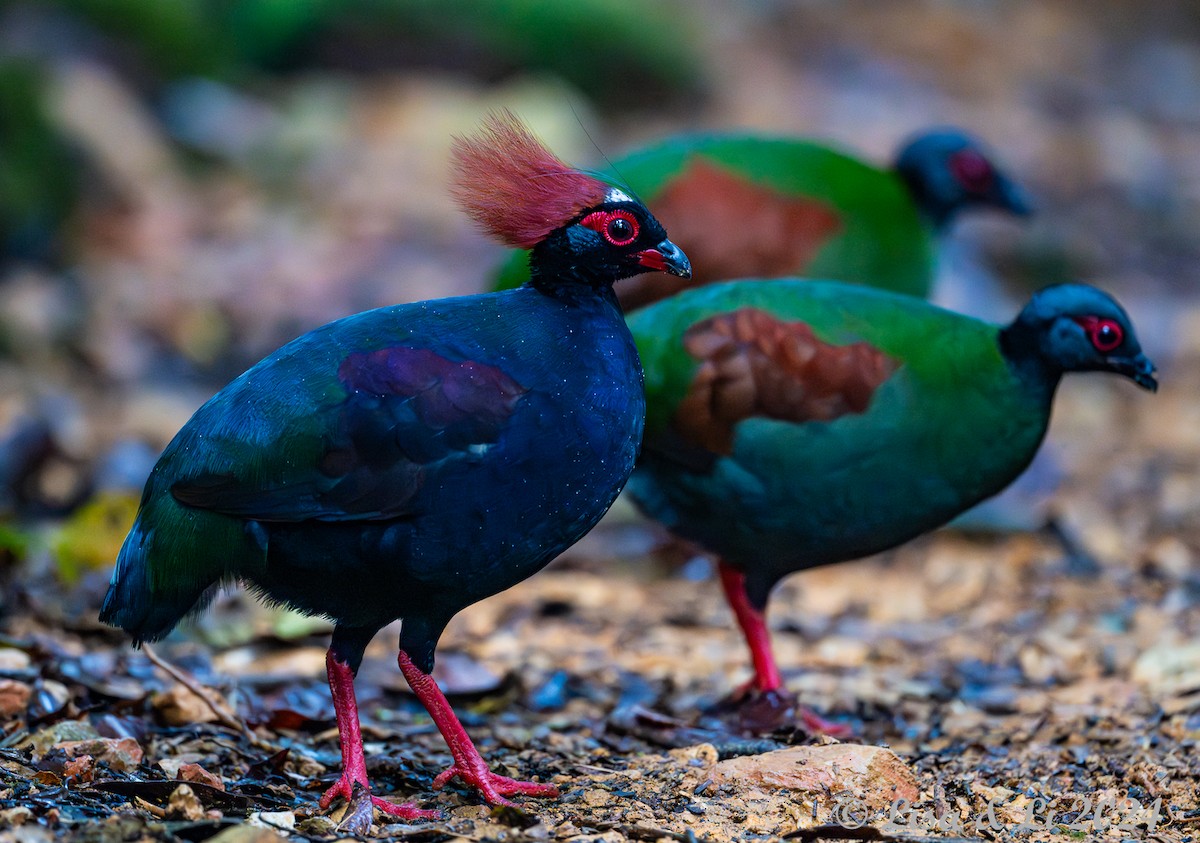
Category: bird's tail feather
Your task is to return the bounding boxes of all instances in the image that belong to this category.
[100,516,223,644]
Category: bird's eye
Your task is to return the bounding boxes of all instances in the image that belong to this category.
[580,209,640,247]
[949,149,995,193]
[1089,319,1124,352]
[1073,315,1124,352]
[607,215,636,245]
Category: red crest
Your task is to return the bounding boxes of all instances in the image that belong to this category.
[450,111,609,249]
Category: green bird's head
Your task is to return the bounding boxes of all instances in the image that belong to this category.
[1000,284,1157,392]
[894,128,1032,230]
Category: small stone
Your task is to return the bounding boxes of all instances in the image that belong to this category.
[22,721,101,752]
[178,762,224,791]
[63,754,96,783]
[0,649,31,672]
[704,743,919,811]
[1,806,34,826]
[56,737,143,772]
[1133,641,1200,698]
[670,743,719,766]
[295,816,337,835]
[152,684,221,726]
[0,680,32,718]
[167,784,205,821]
[206,826,290,843]
[582,788,612,807]
[249,811,296,831]
[27,680,71,720]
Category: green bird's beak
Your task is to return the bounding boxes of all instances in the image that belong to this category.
[994,175,1035,217]
[1108,352,1158,392]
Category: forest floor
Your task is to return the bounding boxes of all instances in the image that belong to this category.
[3,4,1200,841]
[2,354,1199,842]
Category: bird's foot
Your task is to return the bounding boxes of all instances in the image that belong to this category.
[724,685,853,737]
[432,764,560,807]
[796,704,854,739]
[320,774,440,820]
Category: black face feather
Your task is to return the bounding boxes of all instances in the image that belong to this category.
[1000,283,1157,392]
[528,194,691,293]
[894,129,1032,229]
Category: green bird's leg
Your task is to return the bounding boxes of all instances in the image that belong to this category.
[718,561,784,692]
[718,561,852,737]
[397,650,560,806]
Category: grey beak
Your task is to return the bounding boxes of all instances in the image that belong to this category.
[636,238,692,278]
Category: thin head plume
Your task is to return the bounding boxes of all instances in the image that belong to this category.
[450,110,609,249]
[568,99,641,204]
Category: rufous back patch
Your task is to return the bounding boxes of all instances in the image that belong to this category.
[617,158,843,311]
[674,308,897,454]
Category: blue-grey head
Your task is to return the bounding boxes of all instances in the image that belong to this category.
[1000,283,1157,392]
[894,128,1033,230]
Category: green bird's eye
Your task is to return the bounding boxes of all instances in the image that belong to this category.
[949,148,995,193]
[1072,315,1125,353]
[1091,319,1123,352]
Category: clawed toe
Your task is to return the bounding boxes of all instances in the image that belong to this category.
[433,764,560,805]
[719,686,853,736]
[797,705,854,738]
[320,776,437,820]
[371,795,441,820]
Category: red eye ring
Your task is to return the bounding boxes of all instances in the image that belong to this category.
[580,209,640,247]
[949,149,995,193]
[1074,316,1124,352]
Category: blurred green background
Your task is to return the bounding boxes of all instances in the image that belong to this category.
[0,0,1198,592]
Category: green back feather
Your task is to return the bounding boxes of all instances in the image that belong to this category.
[494,135,935,297]
[627,280,1053,571]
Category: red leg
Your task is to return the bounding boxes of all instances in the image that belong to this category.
[398,650,559,806]
[718,562,852,737]
[320,651,440,820]
[718,562,783,692]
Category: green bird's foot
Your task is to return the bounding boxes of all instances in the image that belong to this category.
[727,684,854,738]
[432,765,560,806]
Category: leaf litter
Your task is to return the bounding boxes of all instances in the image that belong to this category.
[2,3,1200,841]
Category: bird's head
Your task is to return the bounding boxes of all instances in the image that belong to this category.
[451,111,690,294]
[1001,284,1157,392]
[894,128,1032,230]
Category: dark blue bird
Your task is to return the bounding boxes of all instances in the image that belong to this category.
[100,112,691,818]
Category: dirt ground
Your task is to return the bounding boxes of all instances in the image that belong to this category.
[2,2,1200,841]
[3,362,1199,841]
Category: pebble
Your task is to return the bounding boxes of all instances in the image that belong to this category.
[1133,641,1200,698]
[582,788,612,807]
[22,721,101,751]
[152,684,222,725]
[0,679,31,718]
[0,649,32,672]
[178,762,225,791]
[206,826,290,843]
[704,743,919,810]
[56,738,144,772]
[166,784,204,821]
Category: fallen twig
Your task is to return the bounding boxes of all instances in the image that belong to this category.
[141,644,259,745]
